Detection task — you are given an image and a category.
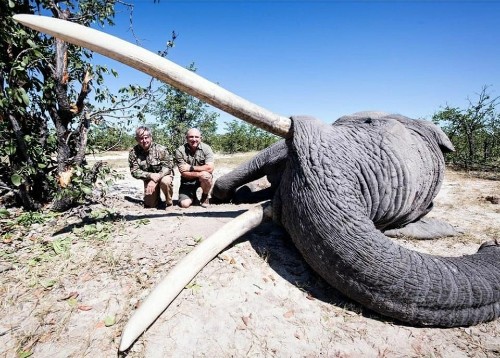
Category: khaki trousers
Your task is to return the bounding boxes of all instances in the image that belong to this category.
[143,175,173,208]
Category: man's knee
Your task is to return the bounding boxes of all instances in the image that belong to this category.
[199,171,213,185]
[179,198,192,208]
[160,175,173,186]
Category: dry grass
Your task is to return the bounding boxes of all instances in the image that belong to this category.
[86,151,129,169]
[0,206,141,357]
[86,150,258,170]
[1,152,499,357]
[214,151,258,167]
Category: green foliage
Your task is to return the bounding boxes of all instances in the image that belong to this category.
[150,63,219,152]
[71,208,122,241]
[0,209,59,250]
[0,208,10,219]
[15,211,52,227]
[52,237,73,255]
[53,163,123,207]
[0,1,107,209]
[1,1,166,211]
[17,350,33,358]
[149,60,277,154]
[88,123,136,151]
[89,207,120,220]
[212,120,279,153]
[433,86,500,170]
[72,222,113,241]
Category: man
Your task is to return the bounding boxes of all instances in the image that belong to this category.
[129,126,174,208]
[175,128,214,208]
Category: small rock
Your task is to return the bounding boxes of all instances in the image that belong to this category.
[485,196,499,204]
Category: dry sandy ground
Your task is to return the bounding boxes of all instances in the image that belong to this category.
[0,152,499,358]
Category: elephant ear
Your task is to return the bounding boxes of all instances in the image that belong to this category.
[335,112,455,154]
[418,119,455,153]
[389,114,455,153]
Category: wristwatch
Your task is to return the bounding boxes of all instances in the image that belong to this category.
[190,164,194,172]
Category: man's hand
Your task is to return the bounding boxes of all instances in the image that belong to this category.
[199,172,211,181]
[149,173,161,182]
[178,163,191,173]
[145,180,156,195]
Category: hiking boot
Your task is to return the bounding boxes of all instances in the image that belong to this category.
[200,193,210,208]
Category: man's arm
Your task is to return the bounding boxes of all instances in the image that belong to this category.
[175,147,195,179]
[192,162,214,173]
[197,144,215,174]
[129,149,150,180]
[156,145,174,178]
[175,146,215,179]
[179,162,214,180]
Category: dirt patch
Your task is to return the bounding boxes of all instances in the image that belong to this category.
[1,154,499,357]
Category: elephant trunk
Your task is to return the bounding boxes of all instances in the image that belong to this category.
[280,116,500,326]
[290,209,500,326]
[212,140,288,201]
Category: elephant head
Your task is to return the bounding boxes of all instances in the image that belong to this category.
[214,112,500,327]
[13,15,500,352]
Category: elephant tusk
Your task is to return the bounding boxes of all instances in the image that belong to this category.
[12,14,291,138]
[118,201,272,352]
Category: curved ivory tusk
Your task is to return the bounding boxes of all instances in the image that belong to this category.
[119,201,272,352]
[13,14,291,138]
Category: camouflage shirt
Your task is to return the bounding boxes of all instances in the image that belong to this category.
[128,143,173,180]
[175,142,215,183]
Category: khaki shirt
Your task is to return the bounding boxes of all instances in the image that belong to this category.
[129,143,173,180]
[175,142,215,183]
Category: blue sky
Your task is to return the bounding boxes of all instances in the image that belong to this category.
[92,0,500,130]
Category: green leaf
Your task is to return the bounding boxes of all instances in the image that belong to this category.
[0,209,10,219]
[11,174,22,187]
[17,350,33,358]
[185,282,202,291]
[28,259,37,267]
[26,166,35,175]
[81,186,92,195]
[104,315,116,327]
[67,297,78,307]
[41,279,57,289]
[8,0,15,8]
[5,142,16,155]
[52,238,71,254]
[21,93,29,106]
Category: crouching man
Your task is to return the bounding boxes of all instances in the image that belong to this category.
[129,126,174,208]
[175,128,214,208]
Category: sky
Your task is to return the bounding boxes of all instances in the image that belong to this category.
[91,0,500,131]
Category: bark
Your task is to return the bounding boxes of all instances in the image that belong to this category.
[8,114,33,166]
[50,11,93,211]
[74,111,91,166]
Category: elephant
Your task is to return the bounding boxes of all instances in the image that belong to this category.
[212,112,500,327]
[13,14,500,351]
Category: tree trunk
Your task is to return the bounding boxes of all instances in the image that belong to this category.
[50,11,92,212]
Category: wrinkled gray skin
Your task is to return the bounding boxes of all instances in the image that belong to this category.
[212,112,500,327]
